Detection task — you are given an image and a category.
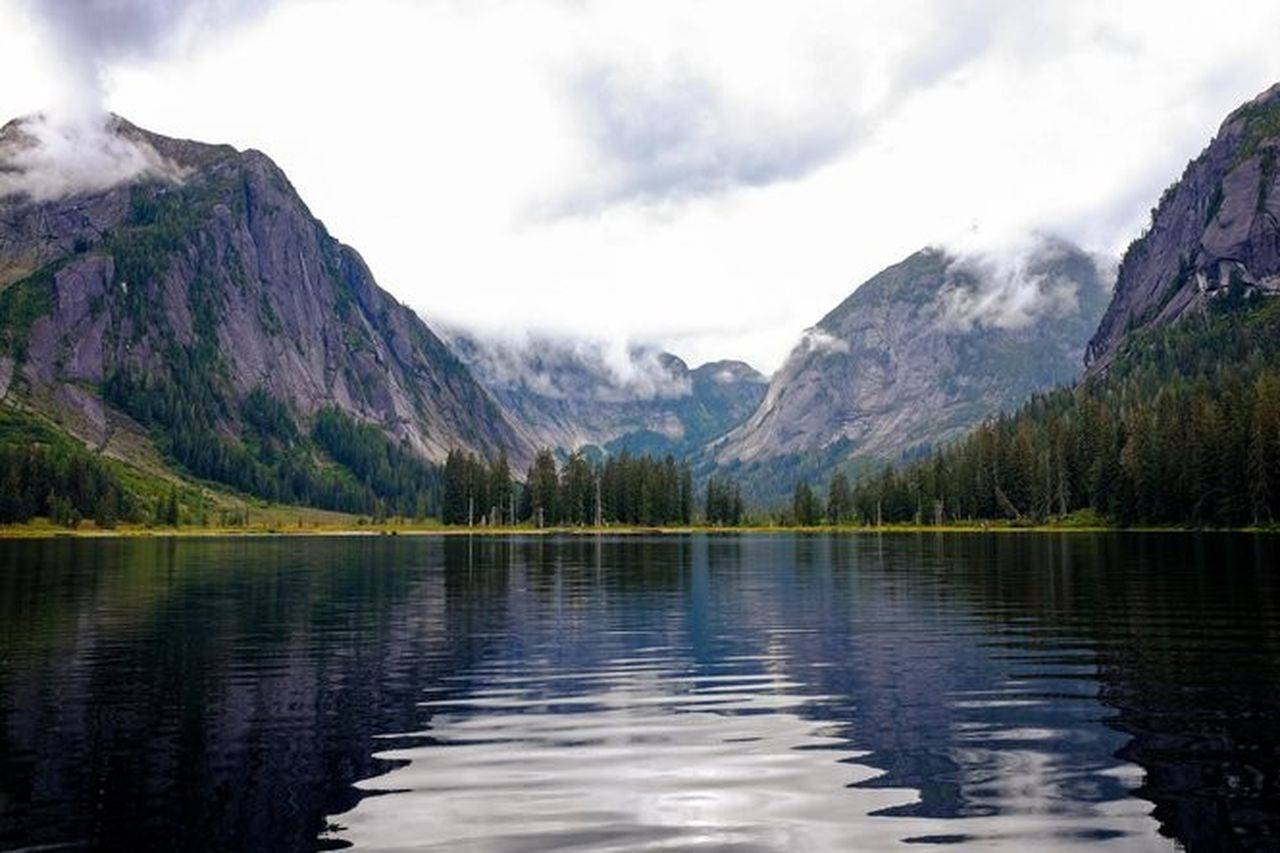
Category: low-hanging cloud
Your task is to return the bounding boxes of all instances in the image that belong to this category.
[936,237,1109,332]
[0,0,274,202]
[0,114,183,201]
[446,328,693,402]
[796,328,851,357]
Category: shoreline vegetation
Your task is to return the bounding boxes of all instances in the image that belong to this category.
[2,515,1277,539]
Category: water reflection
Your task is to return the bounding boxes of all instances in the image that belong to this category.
[0,534,1276,850]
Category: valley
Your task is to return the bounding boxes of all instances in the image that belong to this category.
[2,83,1280,531]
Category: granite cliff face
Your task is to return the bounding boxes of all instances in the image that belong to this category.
[447,330,766,458]
[0,115,530,467]
[714,238,1109,485]
[1087,82,1280,370]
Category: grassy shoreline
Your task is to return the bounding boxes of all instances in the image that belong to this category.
[1,518,1276,539]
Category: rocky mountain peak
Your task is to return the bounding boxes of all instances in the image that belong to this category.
[713,237,1109,498]
[1086,82,1280,371]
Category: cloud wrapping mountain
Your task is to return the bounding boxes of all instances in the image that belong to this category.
[0,113,185,201]
[712,237,1110,502]
[447,328,766,457]
[936,239,1111,332]
[2,1,277,203]
[445,330,694,403]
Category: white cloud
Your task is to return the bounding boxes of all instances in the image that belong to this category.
[797,328,851,357]
[1,0,1279,371]
[534,62,858,218]
[0,114,184,201]
[446,328,692,402]
[11,0,274,118]
[939,259,1078,333]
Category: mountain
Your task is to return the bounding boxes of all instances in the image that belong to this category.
[446,330,767,459]
[1087,82,1280,370]
[0,115,530,514]
[851,82,1280,529]
[713,238,1110,500]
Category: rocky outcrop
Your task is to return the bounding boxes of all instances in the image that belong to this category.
[0,115,531,466]
[715,238,1108,476]
[1087,82,1280,371]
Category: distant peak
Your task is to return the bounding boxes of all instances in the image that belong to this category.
[693,359,766,384]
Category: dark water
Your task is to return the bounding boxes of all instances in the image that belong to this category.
[0,534,1277,851]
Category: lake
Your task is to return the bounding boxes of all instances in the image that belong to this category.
[0,533,1277,850]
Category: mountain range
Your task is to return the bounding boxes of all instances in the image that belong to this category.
[2,80,1279,520]
[445,330,766,459]
[847,81,1280,528]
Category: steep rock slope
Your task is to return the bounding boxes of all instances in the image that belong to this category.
[0,115,530,471]
[1087,82,1280,370]
[715,238,1109,482]
[447,331,766,457]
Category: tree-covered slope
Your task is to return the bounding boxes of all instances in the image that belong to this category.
[851,295,1280,526]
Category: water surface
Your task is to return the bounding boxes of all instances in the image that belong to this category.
[0,534,1277,850]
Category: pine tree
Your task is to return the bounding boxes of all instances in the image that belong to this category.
[827,471,852,523]
[793,482,823,526]
[526,449,559,526]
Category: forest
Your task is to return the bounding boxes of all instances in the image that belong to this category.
[0,405,172,526]
[443,448,695,526]
[0,396,443,526]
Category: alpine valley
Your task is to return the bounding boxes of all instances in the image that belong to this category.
[3,81,1280,526]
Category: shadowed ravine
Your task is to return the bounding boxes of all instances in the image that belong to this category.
[0,534,1276,850]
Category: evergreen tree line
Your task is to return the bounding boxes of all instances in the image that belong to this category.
[311,408,441,517]
[841,297,1280,527]
[442,449,513,525]
[0,442,139,526]
[0,404,258,528]
[704,474,745,525]
[780,471,855,526]
[442,448,694,526]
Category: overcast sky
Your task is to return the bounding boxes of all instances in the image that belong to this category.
[3,0,1280,372]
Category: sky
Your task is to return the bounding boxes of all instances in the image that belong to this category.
[2,1,1280,373]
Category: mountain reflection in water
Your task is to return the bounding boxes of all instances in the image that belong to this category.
[0,534,1276,850]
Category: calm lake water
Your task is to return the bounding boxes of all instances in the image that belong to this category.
[0,534,1277,851]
